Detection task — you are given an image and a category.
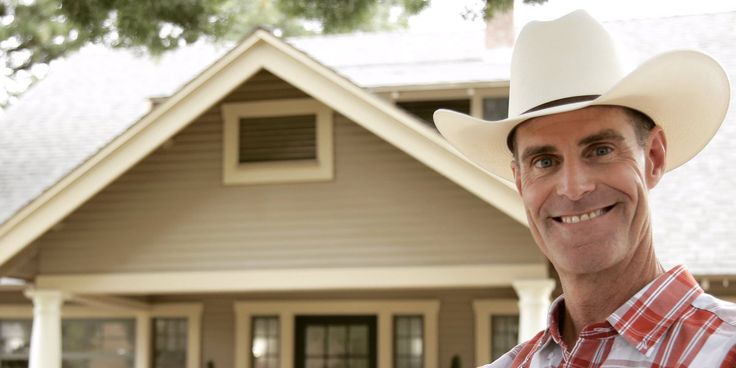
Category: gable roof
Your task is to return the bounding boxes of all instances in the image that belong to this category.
[0,29,523,268]
[1,12,736,276]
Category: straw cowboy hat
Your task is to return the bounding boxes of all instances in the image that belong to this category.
[433,9,730,181]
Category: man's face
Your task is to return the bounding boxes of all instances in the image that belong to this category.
[511,106,666,276]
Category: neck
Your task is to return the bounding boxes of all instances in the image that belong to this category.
[557,235,663,348]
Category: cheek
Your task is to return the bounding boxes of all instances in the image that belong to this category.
[520,177,550,216]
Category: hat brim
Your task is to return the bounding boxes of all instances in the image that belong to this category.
[433,50,731,182]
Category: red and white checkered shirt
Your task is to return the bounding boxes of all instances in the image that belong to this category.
[487,265,736,367]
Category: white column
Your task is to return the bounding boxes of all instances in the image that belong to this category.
[512,279,555,343]
[25,289,64,368]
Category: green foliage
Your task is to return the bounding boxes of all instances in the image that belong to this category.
[277,0,428,34]
[0,0,543,108]
[461,0,548,21]
[0,0,429,108]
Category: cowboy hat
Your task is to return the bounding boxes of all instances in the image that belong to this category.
[433,9,730,182]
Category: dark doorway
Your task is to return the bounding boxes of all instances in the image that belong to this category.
[295,315,377,368]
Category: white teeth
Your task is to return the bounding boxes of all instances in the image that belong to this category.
[560,208,606,224]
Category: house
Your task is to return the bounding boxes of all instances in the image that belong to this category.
[0,10,735,368]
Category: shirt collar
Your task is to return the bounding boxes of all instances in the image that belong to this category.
[607,265,703,354]
[541,265,702,355]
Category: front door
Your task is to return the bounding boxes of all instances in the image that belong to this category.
[294,315,376,368]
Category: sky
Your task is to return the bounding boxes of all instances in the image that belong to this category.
[408,0,736,32]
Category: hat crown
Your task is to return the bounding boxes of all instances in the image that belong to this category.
[509,10,627,116]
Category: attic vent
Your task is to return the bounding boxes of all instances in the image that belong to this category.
[222,98,334,185]
[239,115,317,163]
[397,99,471,129]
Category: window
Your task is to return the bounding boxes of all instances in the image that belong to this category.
[62,318,136,367]
[153,318,188,368]
[222,99,334,185]
[472,300,518,366]
[0,319,31,368]
[482,97,509,121]
[397,99,471,129]
[0,303,201,368]
[251,316,279,368]
[394,316,423,368]
[490,315,518,361]
[234,300,439,368]
[295,316,376,368]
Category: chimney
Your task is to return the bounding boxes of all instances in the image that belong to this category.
[485,7,515,49]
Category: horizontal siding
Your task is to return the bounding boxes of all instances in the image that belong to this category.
[151,287,516,368]
[36,70,542,274]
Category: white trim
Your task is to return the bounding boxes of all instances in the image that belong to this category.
[472,299,518,366]
[0,29,527,271]
[0,303,202,368]
[234,300,440,368]
[36,264,548,294]
[221,98,334,184]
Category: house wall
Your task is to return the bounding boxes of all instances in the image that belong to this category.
[151,287,517,368]
[33,69,542,274]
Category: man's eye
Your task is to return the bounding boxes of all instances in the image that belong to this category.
[593,146,613,156]
[533,157,554,169]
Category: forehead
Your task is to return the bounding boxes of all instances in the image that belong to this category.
[514,106,635,147]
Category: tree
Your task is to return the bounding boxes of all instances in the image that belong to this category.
[0,0,547,108]
[0,0,428,108]
[461,0,548,22]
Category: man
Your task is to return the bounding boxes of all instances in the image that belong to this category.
[434,10,736,368]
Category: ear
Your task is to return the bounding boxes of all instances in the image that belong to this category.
[645,126,667,189]
[511,160,524,195]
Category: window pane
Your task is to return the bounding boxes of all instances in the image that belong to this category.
[393,316,423,368]
[349,358,368,368]
[306,326,325,356]
[62,319,135,368]
[251,316,280,368]
[0,320,32,355]
[348,325,367,355]
[483,97,510,121]
[491,315,519,361]
[153,318,187,368]
[327,326,346,355]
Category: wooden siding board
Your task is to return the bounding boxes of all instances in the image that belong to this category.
[36,70,542,274]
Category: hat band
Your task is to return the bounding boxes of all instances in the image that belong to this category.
[507,95,602,153]
[522,94,600,114]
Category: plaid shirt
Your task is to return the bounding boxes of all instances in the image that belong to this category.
[487,265,736,368]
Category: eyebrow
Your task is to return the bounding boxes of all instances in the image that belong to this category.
[518,129,625,163]
[578,129,625,146]
[520,145,557,164]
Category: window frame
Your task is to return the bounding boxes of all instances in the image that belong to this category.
[221,98,334,185]
[472,299,518,366]
[0,303,202,368]
[393,315,424,368]
[234,300,439,368]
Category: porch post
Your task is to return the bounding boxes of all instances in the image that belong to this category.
[25,289,64,368]
[512,279,555,343]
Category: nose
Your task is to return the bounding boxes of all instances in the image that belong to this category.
[555,158,595,201]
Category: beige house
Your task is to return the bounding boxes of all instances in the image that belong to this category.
[0,11,735,368]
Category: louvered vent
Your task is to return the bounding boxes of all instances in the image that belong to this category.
[239,115,317,163]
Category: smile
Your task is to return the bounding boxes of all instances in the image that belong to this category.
[553,205,615,224]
